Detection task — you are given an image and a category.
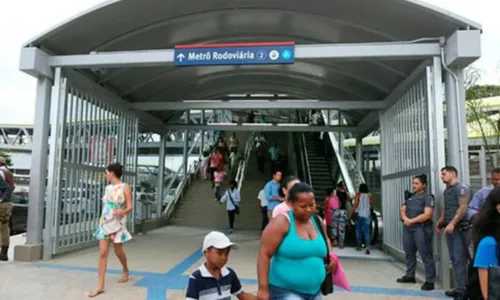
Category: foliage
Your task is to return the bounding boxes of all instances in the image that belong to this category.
[465,67,500,169]
[0,149,12,166]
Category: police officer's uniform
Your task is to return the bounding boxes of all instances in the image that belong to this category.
[443,182,472,296]
[401,192,436,285]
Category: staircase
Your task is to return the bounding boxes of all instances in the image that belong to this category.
[170,131,290,230]
[303,133,336,203]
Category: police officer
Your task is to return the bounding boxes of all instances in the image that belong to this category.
[437,166,472,299]
[397,174,436,291]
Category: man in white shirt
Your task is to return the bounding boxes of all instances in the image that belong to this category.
[258,188,268,232]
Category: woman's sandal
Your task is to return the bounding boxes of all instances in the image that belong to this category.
[119,271,129,283]
[88,289,104,298]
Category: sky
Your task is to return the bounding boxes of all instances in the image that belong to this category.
[0,0,498,124]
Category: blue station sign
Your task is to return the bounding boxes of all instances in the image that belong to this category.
[174,42,295,67]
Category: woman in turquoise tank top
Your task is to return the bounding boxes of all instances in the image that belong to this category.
[257,183,337,300]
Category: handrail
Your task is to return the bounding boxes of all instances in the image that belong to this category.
[319,110,358,197]
[297,113,313,186]
[161,133,204,216]
[235,133,255,191]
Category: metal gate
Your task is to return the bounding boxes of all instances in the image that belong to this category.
[44,68,138,258]
[379,58,446,279]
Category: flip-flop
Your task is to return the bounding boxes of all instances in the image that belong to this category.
[119,272,129,283]
[88,289,105,298]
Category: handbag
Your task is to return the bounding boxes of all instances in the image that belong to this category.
[227,190,240,215]
[102,217,121,235]
[312,215,334,295]
[487,245,500,300]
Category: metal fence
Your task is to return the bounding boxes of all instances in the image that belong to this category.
[379,59,446,280]
[44,68,139,258]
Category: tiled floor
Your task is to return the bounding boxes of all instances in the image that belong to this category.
[1,226,448,299]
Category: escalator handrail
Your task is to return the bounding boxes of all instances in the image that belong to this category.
[319,110,357,197]
[235,133,255,191]
[297,113,313,187]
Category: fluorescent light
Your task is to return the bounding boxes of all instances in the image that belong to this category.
[207,123,237,126]
[277,123,308,127]
[183,100,222,103]
[242,123,272,126]
[228,99,269,103]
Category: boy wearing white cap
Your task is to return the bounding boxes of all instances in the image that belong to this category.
[186,231,257,300]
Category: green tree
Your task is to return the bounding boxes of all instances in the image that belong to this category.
[0,149,12,166]
[465,67,500,169]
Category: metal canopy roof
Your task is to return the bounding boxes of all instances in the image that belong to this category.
[24,0,481,126]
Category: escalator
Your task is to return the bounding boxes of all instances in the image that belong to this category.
[292,114,382,246]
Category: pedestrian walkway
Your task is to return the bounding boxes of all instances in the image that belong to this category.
[2,226,448,300]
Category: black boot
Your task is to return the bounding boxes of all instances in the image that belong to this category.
[0,246,8,261]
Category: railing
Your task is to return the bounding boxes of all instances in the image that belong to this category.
[235,133,255,191]
[161,133,205,218]
[295,112,312,185]
[320,110,360,196]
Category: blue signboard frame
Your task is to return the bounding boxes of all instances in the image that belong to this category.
[174,42,295,67]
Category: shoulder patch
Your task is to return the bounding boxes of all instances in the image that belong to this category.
[459,188,466,196]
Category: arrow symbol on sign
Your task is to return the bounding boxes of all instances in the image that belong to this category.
[177,53,185,62]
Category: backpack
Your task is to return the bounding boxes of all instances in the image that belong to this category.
[466,241,500,300]
[0,168,14,199]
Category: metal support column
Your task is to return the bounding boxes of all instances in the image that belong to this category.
[338,112,344,159]
[479,145,487,187]
[157,135,166,218]
[183,111,190,175]
[355,137,363,177]
[445,68,469,182]
[456,68,470,183]
[26,76,52,246]
[200,110,205,156]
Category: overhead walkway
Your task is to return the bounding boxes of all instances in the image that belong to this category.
[17,0,482,293]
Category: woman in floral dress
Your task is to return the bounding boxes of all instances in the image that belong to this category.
[89,163,133,298]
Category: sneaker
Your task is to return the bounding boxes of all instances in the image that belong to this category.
[396,276,416,284]
[421,282,435,291]
[228,229,233,234]
[365,249,370,255]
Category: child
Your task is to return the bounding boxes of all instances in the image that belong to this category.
[213,168,226,201]
[186,231,256,300]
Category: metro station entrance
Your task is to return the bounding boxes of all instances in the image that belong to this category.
[16,0,481,291]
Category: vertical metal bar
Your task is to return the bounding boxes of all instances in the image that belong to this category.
[76,90,85,244]
[429,57,449,289]
[479,146,487,187]
[131,117,139,232]
[43,69,64,259]
[183,111,190,175]
[157,134,166,219]
[200,110,205,156]
[68,87,77,245]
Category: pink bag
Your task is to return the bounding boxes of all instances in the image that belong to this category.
[329,252,351,291]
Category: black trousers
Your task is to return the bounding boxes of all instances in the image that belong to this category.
[261,206,269,231]
[209,167,217,185]
[257,156,265,174]
[228,209,237,229]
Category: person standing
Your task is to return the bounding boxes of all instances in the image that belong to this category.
[219,180,241,234]
[0,157,14,261]
[89,163,133,298]
[467,167,500,220]
[257,188,268,232]
[437,166,472,299]
[256,142,267,174]
[264,171,283,220]
[397,174,436,291]
[268,143,280,176]
[350,183,374,255]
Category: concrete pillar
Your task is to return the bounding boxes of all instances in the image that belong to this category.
[157,135,166,218]
[479,146,487,187]
[16,76,52,261]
